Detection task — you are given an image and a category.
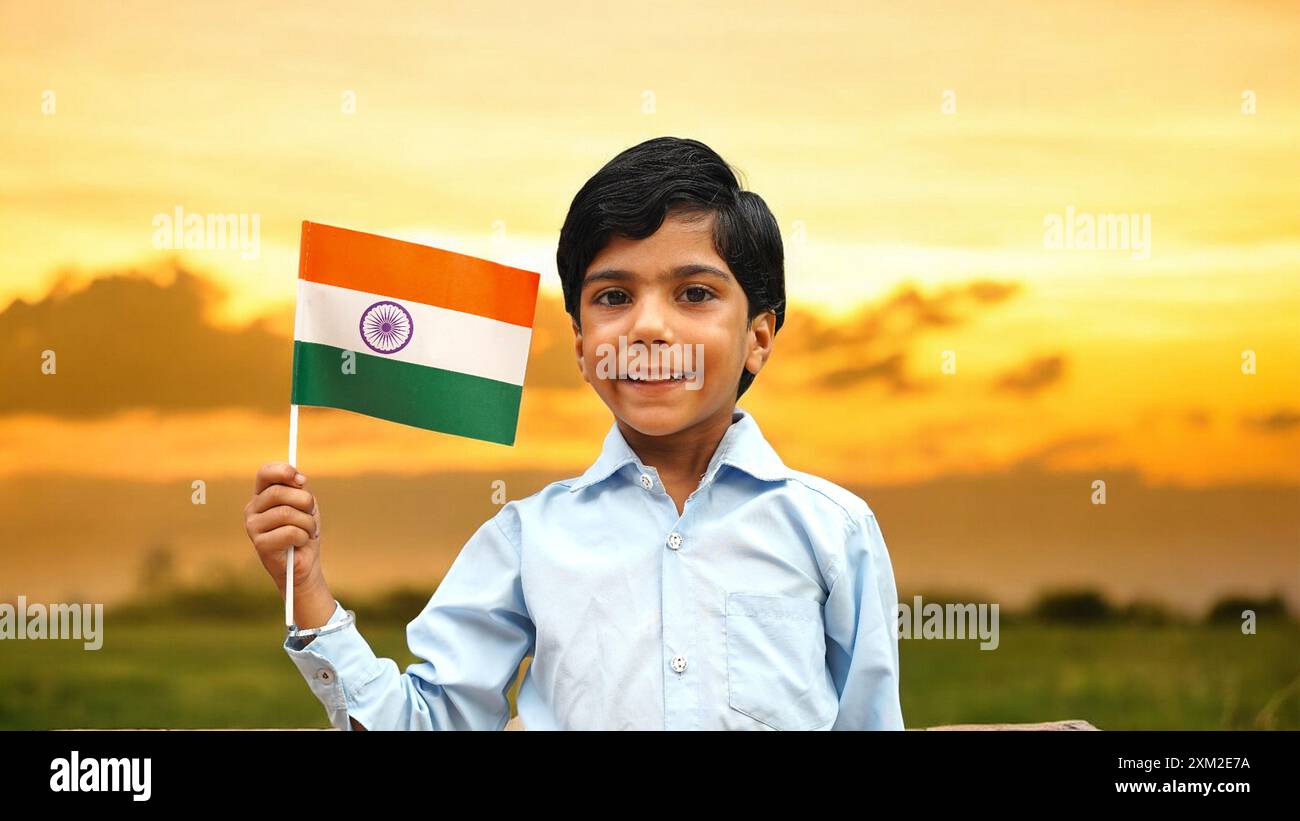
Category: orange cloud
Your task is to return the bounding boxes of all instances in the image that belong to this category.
[993,354,1066,396]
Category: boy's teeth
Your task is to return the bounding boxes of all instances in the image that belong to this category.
[628,373,691,381]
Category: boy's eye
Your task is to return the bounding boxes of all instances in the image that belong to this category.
[594,286,715,307]
[595,290,631,307]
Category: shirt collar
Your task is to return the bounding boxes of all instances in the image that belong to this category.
[566,406,792,494]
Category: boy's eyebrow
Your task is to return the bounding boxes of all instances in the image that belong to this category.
[581,263,732,289]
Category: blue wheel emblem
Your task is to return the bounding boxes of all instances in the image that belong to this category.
[359,301,413,354]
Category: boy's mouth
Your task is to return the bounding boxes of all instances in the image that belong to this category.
[619,371,696,383]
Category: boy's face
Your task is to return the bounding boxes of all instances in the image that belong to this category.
[572,210,775,438]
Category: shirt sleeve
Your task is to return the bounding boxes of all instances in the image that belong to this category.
[822,509,905,730]
[282,508,536,730]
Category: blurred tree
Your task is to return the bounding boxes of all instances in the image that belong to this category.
[134,543,178,595]
[1206,593,1291,625]
[1031,588,1115,624]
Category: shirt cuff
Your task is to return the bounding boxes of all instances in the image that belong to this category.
[284,599,350,652]
[283,599,382,730]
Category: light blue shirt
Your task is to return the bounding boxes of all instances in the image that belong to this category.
[284,406,904,730]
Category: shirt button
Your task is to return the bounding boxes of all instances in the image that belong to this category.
[671,655,687,673]
[666,532,683,550]
[639,473,654,490]
[316,668,334,683]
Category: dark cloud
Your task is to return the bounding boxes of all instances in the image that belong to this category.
[0,262,597,418]
[781,279,1020,392]
[1,266,288,417]
[1241,408,1300,433]
[814,353,923,393]
[993,354,1066,396]
[0,264,589,418]
[1006,432,1118,470]
[785,279,1020,355]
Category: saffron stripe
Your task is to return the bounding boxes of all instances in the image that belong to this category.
[298,221,539,328]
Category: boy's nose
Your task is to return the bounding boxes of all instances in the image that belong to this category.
[628,297,675,347]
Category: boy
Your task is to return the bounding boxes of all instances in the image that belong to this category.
[243,136,905,730]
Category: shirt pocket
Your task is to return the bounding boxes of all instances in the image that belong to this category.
[725,592,837,730]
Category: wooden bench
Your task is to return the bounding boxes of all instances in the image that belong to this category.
[62,718,1100,730]
[502,716,1099,730]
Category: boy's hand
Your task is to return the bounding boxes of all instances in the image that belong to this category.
[244,462,327,601]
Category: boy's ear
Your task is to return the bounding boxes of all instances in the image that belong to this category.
[744,310,777,377]
[571,316,589,384]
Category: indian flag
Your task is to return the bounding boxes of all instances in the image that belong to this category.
[290,221,539,445]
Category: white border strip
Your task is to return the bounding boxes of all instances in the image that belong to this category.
[294,279,532,386]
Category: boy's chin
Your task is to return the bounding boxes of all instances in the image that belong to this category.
[608,399,704,437]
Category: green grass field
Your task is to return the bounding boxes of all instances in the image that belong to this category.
[2,619,1296,729]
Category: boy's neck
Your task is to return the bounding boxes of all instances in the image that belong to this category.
[616,404,738,492]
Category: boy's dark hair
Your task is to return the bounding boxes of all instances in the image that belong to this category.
[556,136,786,400]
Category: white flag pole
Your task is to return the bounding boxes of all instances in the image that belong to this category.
[286,403,299,627]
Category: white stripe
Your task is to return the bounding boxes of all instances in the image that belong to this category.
[294,280,532,385]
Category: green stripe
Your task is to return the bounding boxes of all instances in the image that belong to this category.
[291,341,522,445]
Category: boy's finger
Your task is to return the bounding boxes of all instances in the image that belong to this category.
[249,506,317,540]
[254,524,314,554]
[255,462,307,494]
[250,484,314,515]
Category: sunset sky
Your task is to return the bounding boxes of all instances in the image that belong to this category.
[1,1,1297,608]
